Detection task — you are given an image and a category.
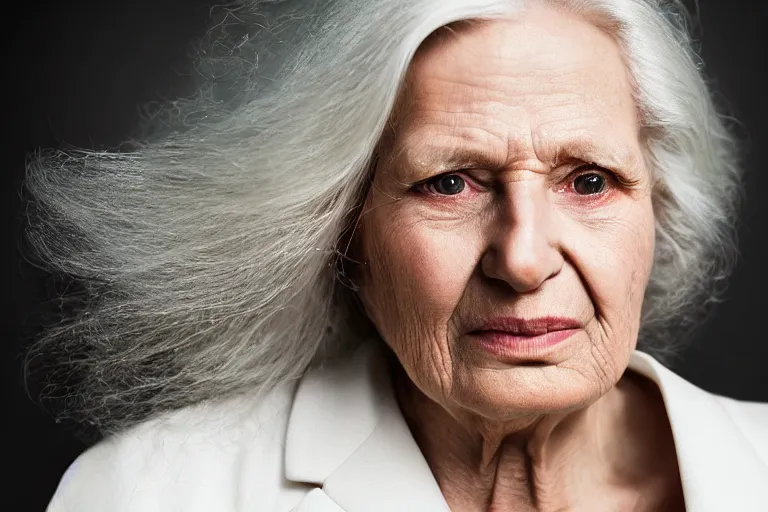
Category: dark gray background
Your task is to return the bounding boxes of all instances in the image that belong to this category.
[5,0,767,510]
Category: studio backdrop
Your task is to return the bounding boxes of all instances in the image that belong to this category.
[6,1,766,510]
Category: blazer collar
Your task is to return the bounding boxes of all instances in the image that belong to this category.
[285,341,768,511]
[285,340,450,511]
[628,352,768,511]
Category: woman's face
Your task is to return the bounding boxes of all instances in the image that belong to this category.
[357,7,655,421]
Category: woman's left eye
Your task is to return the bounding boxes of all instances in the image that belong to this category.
[423,173,466,195]
[572,172,608,195]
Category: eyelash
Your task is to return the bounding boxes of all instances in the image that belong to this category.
[414,165,617,197]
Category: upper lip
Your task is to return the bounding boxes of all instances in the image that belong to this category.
[469,316,582,336]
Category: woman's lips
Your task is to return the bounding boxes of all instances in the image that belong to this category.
[472,329,581,359]
[468,316,582,361]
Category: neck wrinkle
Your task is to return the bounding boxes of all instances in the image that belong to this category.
[393,360,631,510]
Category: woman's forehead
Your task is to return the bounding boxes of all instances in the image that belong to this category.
[387,9,642,171]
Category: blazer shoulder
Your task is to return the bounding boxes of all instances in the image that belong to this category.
[713,394,768,466]
[47,380,299,512]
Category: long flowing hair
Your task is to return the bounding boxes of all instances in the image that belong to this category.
[23,0,741,437]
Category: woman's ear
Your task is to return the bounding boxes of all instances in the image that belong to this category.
[332,194,378,340]
[336,231,366,292]
[335,144,384,292]
[334,182,372,293]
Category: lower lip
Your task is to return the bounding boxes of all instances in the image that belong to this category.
[471,329,580,360]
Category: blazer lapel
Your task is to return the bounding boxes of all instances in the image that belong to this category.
[285,341,450,511]
[292,489,345,512]
[629,352,768,511]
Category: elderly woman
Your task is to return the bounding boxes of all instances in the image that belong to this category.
[28,0,766,510]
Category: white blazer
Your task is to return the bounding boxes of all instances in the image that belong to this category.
[48,341,768,511]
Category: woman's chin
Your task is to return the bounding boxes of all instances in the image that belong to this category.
[451,363,608,419]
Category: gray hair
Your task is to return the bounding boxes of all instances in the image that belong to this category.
[23,0,741,437]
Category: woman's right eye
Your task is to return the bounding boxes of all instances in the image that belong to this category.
[422,173,466,196]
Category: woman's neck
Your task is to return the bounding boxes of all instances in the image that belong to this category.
[393,366,684,511]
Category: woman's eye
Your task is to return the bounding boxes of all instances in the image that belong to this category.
[426,174,466,195]
[573,172,607,195]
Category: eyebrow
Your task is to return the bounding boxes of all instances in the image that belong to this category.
[396,135,642,175]
[550,137,641,170]
[412,147,507,173]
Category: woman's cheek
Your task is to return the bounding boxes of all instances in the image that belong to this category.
[565,202,654,339]
[362,205,481,331]
[386,222,476,305]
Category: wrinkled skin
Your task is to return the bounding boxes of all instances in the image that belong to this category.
[356,5,683,511]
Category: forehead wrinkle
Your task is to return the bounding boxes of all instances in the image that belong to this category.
[394,123,641,177]
[391,100,641,177]
[388,79,642,177]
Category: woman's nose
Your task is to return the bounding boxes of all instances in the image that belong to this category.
[480,184,564,293]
